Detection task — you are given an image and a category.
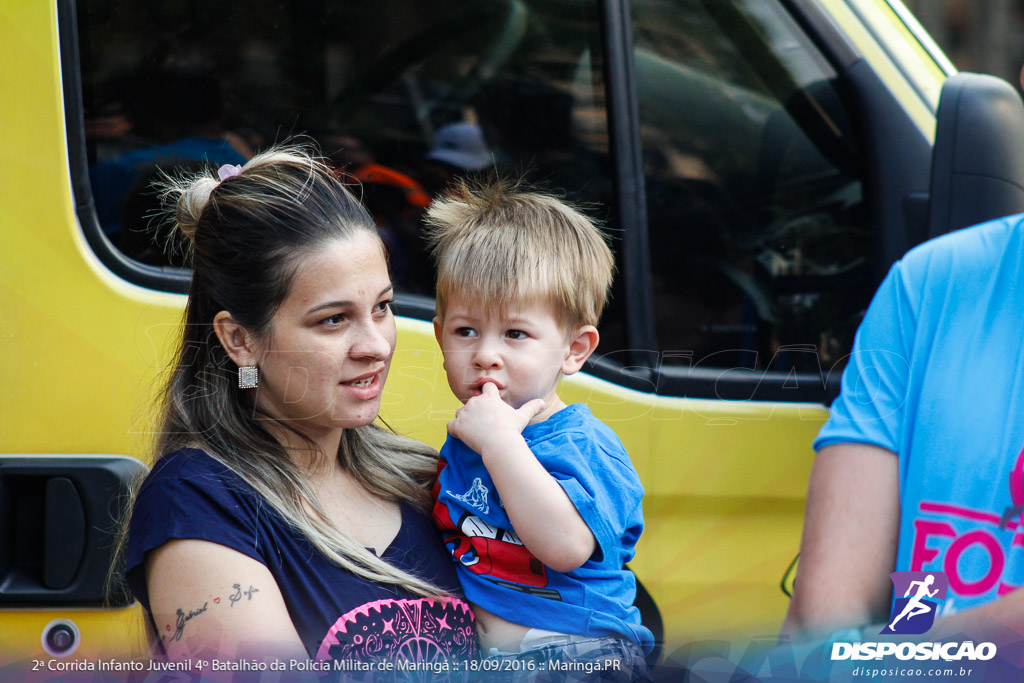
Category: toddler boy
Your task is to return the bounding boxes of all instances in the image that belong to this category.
[426,180,652,679]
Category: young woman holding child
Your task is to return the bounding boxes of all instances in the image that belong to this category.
[123,147,477,665]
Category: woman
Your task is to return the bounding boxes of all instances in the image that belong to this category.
[124,147,476,664]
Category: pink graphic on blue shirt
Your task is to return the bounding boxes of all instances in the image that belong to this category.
[906,445,1024,608]
[1000,445,1024,528]
[316,597,475,666]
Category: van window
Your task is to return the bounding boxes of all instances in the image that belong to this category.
[72,0,872,396]
[632,0,870,379]
[75,3,623,321]
[75,0,631,349]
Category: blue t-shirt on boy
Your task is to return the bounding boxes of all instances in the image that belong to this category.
[433,403,653,653]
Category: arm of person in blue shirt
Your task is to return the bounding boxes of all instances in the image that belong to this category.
[782,443,1024,642]
[781,442,901,637]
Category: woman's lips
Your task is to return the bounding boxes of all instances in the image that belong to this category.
[340,372,383,400]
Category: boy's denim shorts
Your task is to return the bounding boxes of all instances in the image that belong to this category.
[483,636,651,682]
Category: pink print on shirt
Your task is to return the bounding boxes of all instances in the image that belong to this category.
[911,501,1023,598]
[909,446,1024,601]
[316,597,475,665]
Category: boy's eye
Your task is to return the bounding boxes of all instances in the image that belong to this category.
[506,329,528,340]
[455,327,477,338]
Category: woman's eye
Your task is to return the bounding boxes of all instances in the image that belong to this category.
[506,329,528,340]
[455,327,477,338]
[375,298,394,314]
[323,313,346,325]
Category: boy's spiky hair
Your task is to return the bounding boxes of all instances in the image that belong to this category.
[425,178,615,333]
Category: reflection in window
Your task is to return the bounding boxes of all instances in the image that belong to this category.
[633,0,871,376]
[77,0,623,349]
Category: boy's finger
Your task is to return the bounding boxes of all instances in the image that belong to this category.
[517,398,546,419]
[481,381,500,396]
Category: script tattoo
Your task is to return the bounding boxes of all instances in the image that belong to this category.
[172,602,209,642]
[228,583,260,607]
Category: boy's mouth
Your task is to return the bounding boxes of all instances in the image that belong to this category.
[469,378,504,396]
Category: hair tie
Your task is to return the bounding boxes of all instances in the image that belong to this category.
[218,164,243,182]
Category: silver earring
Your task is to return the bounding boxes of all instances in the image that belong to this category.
[238,366,259,389]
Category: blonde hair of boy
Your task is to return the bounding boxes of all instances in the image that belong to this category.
[425,179,615,334]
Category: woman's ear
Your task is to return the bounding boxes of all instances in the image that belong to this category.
[213,311,260,368]
[562,325,599,376]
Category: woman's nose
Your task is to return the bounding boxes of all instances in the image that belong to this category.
[351,320,393,359]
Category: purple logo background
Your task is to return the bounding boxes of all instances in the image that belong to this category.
[879,571,948,635]
[890,571,948,600]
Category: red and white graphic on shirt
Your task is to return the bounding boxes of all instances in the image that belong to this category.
[432,460,561,599]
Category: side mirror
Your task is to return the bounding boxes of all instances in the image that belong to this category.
[928,73,1024,239]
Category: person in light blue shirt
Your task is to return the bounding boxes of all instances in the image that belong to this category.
[784,213,1024,640]
[426,179,652,680]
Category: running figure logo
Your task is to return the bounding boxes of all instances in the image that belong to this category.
[879,571,948,635]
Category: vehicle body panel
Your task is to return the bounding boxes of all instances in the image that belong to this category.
[0,0,961,661]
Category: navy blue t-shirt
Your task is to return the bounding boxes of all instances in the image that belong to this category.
[126,449,477,662]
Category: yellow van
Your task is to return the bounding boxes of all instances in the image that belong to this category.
[5,0,1024,668]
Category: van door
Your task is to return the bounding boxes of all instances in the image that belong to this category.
[1,0,968,660]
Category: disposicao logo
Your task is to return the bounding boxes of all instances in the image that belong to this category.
[880,571,947,635]
[830,571,997,663]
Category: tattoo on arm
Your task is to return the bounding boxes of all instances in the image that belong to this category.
[229,582,260,607]
[171,601,209,642]
[163,582,260,641]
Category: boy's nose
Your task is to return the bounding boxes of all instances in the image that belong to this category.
[471,341,502,369]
